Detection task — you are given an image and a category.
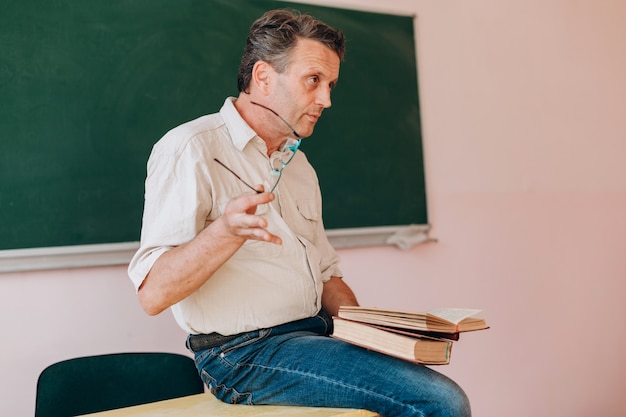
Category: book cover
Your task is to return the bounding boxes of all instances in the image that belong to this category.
[331,317,453,365]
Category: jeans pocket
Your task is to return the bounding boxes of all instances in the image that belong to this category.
[217,328,271,360]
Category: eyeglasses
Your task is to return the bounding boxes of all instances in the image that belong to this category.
[215,102,302,193]
[266,137,301,192]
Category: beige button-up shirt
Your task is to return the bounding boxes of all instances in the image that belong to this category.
[128,98,342,335]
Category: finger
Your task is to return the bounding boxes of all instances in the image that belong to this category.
[221,188,281,244]
[233,212,268,230]
[225,213,281,244]
[243,227,283,245]
[226,190,274,215]
[225,209,283,244]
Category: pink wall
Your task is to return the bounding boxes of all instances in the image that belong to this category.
[2,1,625,416]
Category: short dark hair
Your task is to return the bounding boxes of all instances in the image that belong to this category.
[237,9,346,93]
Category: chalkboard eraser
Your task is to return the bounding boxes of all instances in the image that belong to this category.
[386,225,436,250]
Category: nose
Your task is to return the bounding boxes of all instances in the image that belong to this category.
[316,85,332,109]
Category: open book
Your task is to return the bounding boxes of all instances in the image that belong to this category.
[332,306,488,365]
[336,306,488,334]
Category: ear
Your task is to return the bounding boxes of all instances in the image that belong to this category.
[251,60,273,95]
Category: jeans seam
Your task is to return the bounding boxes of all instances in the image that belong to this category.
[242,362,425,415]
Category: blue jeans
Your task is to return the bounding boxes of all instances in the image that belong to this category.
[189,313,471,417]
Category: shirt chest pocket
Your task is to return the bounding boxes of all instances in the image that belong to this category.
[292,198,321,242]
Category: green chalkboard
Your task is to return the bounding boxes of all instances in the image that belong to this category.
[0,0,426,251]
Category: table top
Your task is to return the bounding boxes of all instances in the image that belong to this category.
[81,393,378,417]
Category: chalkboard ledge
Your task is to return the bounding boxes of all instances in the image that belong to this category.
[0,242,138,273]
[0,225,431,273]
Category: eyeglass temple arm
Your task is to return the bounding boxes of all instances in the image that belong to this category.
[250,101,301,139]
[214,158,262,194]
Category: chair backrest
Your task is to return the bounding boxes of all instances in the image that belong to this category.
[35,352,204,417]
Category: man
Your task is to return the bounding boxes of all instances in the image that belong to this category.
[129,9,470,417]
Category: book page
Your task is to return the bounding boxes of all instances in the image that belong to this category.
[427,308,481,324]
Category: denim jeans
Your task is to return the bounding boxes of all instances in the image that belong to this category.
[189,313,471,417]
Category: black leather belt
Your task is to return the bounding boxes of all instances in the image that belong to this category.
[186,332,241,353]
[186,313,332,353]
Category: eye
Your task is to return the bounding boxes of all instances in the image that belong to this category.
[307,75,320,85]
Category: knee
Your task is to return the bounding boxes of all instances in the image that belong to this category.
[433,378,471,417]
[381,376,471,417]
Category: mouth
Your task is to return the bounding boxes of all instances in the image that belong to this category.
[306,113,321,123]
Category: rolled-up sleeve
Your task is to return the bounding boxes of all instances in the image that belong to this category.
[128,138,212,291]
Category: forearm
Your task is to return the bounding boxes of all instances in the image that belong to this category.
[321,276,359,317]
[137,188,281,315]
[137,217,244,315]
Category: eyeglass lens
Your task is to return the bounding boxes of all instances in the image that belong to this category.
[267,138,301,192]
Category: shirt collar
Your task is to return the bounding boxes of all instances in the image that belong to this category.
[220,97,258,152]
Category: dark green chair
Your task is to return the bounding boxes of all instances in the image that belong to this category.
[35,352,204,417]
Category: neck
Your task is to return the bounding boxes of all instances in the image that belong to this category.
[234,96,292,156]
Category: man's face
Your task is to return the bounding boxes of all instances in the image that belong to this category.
[269,38,340,139]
